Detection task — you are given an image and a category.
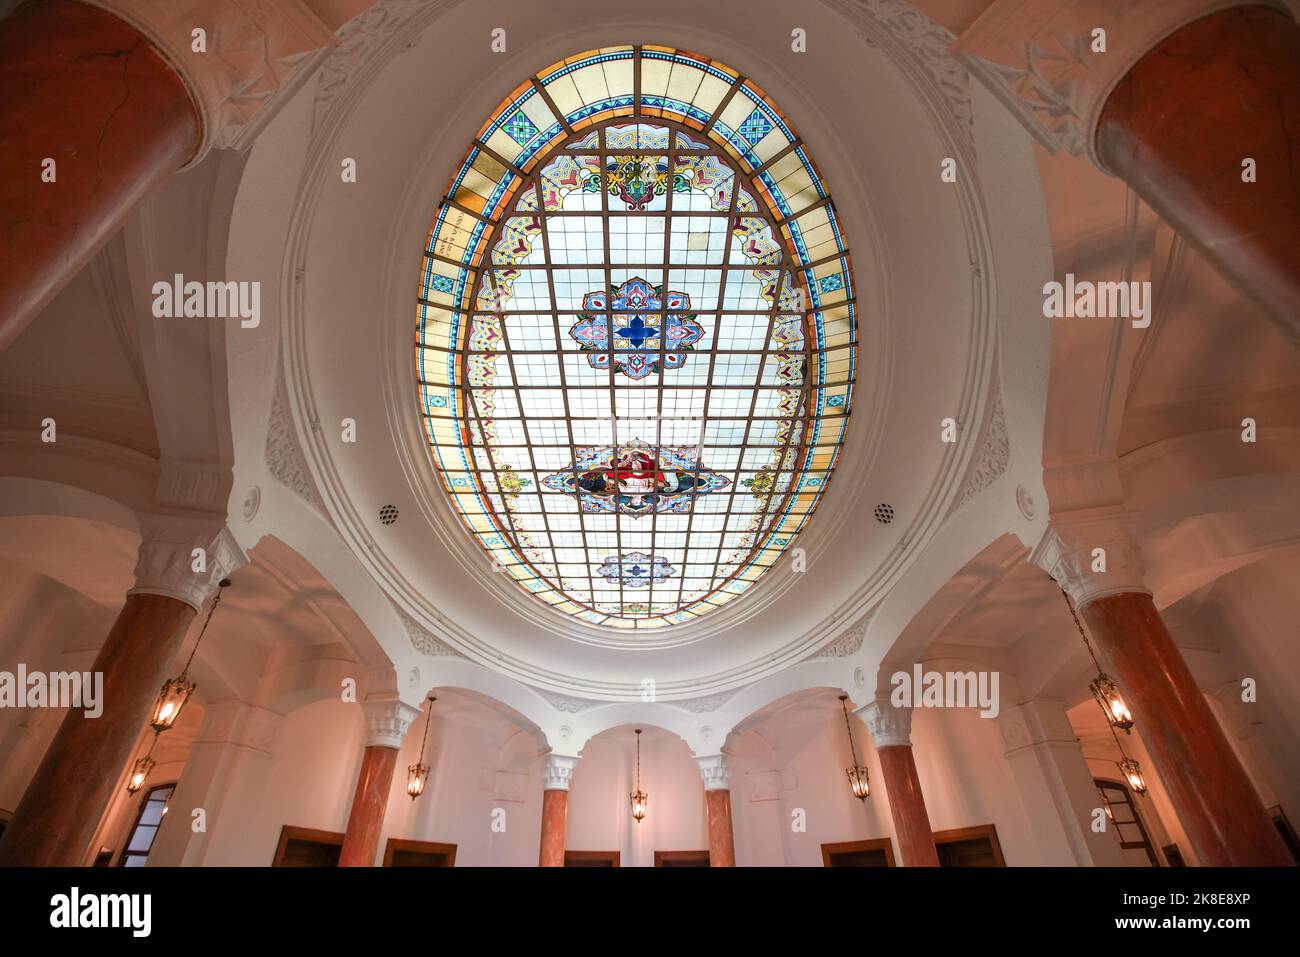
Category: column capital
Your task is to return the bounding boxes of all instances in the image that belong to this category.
[542,753,580,791]
[80,0,341,166]
[360,696,421,750]
[951,0,1287,168]
[694,753,731,791]
[1031,510,1149,608]
[128,513,247,611]
[855,698,913,749]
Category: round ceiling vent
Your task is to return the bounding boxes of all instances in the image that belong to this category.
[379,505,399,526]
[873,503,895,525]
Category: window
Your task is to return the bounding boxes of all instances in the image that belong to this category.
[117,783,173,867]
[821,838,895,867]
[271,826,344,867]
[1096,778,1158,866]
[654,850,711,866]
[564,850,620,866]
[933,825,1006,867]
[418,46,857,631]
[383,838,457,867]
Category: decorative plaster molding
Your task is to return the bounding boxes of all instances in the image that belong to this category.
[953,388,1009,511]
[265,375,326,515]
[808,611,874,659]
[856,697,913,748]
[670,690,740,713]
[128,513,247,611]
[396,607,466,659]
[823,0,976,150]
[695,754,731,791]
[534,688,601,714]
[542,753,579,791]
[361,696,422,748]
[311,0,433,135]
[995,700,1079,754]
[951,0,1285,168]
[82,0,340,165]
[1030,513,1149,607]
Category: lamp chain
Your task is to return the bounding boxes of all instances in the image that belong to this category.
[1057,584,1105,672]
[841,696,861,767]
[416,696,435,765]
[181,579,229,678]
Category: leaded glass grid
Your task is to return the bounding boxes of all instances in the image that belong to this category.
[417,46,857,630]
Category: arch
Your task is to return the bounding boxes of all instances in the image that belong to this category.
[1138,471,1300,607]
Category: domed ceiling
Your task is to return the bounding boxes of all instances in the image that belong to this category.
[416,45,857,630]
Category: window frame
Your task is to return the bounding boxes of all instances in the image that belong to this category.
[116,782,175,867]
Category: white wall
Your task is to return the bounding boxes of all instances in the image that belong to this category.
[378,712,545,867]
[729,710,893,866]
[565,728,707,867]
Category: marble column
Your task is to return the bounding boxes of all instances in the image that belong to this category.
[857,700,940,867]
[0,0,342,352]
[1035,522,1292,866]
[0,516,245,866]
[0,0,199,349]
[1096,6,1300,341]
[695,754,736,867]
[538,754,578,867]
[953,0,1300,346]
[338,697,421,867]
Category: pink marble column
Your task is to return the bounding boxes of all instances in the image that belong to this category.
[1095,5,1300,342]
[338,698,420,867]
[696,754,736,867]
[339,745,399,867]
[0,0,201,350]
[0,594,195,866]
[953,1,1300,345]
[0,518,242,866]
[1038,521,1292,866]
[858,700,940,867]
[1080,591,1291,866]
[539,754,578,867]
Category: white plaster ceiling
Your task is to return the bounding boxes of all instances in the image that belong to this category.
[220,0,1053,700]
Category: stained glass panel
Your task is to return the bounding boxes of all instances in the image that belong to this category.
[417,47,857,630]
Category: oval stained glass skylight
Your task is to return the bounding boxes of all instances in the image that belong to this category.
[417,46,857,630]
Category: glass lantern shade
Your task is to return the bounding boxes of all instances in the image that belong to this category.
[127,754,156,794]
[846,765,870,801]
[407,763,429,800]
[1119,757,1148,796]
[149,675,196,733]
[630,789,648,823]
[1090,674,1134,733]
